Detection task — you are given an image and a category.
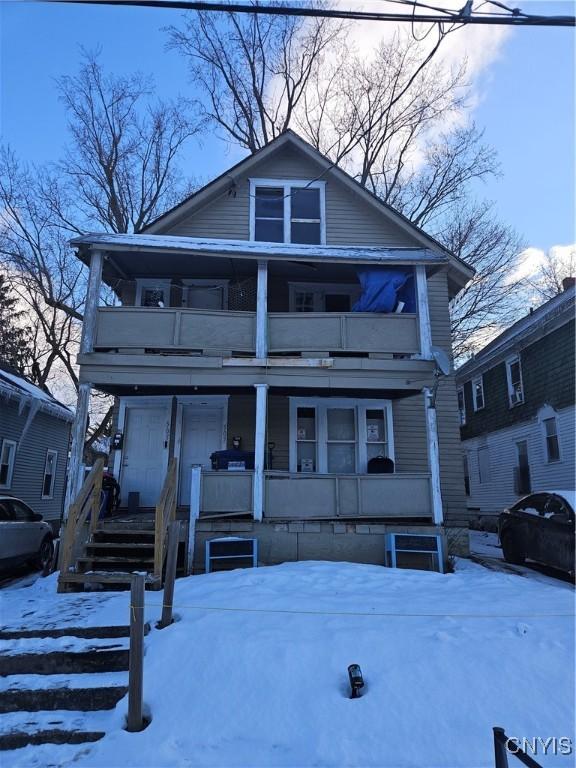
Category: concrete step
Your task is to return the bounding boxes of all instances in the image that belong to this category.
[0,726,105,750]
[0,684,128,713]
[0,625,143,641]
[0,647,129,676]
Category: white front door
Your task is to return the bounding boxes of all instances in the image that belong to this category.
[121,405,170,507]
[178,406,225,504]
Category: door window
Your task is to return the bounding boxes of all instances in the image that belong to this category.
[326,408,357,473]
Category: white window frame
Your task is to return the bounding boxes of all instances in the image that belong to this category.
[457,387,466,425]
[0,439,17,489]
[41,449,58,500]
[505,354,524,407]
[135,279,171,308]
[477,445,490,484]
[249,178,326,245]
[542,415,562,464]
[289,397,394,474]
[472,376,485,412]
[288,282,360,313]
[182,279,229,310]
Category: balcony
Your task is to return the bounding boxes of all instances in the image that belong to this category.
[93,306,420,356]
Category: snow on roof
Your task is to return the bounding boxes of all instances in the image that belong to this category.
[70,232,448,266]
[456,284,575,378]
[0,369,73,423]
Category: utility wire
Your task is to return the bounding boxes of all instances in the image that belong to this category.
[42,0,576,27]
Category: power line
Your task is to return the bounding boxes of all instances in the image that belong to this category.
[42,0,576,27]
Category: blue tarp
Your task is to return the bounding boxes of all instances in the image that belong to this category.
[352,267,415,313]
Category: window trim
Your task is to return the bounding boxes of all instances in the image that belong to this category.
[542,415,562,464]
[477,445,490,484]
[0,439,17,489]
[135,279,171,308]
[289,397,394,474]
[505,354,524,407]
[41,449,58,500]
[472,376,485,412]
[457,387,466,425]
[288,282,360,313]
[249,178,326,245]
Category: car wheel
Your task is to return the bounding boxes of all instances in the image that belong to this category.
[500,531,525,565]
[34,537,54,571]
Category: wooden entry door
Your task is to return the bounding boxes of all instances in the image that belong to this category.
[120,405,170,507]
[178,406,225,505]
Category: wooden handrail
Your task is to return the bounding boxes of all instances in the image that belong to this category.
[58,458,105,581]
[154,458,178,582]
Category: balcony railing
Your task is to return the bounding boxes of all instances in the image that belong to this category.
[94,306,420,356]
[268,312,419,354]
[95,307,256,353]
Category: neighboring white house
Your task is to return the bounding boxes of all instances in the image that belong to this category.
[455,280,575,520]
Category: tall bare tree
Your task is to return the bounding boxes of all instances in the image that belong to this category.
[167,4,343,153]
[0,53,202,445]
[525,245,576,301]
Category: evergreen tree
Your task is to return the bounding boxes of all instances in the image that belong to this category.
[0,274,33,376]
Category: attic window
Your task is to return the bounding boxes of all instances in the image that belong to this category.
[250,179,325,245]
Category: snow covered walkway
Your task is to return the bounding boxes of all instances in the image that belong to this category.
[1,560,574,767]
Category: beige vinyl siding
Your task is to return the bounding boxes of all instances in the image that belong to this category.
[164,146,421,248]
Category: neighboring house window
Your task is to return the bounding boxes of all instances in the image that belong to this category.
[515,440,531,494]
[0,440,17,488]
[463,453,470,496]
[543,417,561,462]
[472,376,485,411]
[250,180,326,245]
[42,450,58,499]
[477,446,490,484]
[135,279,171,308]
[506,355,524,406]
[290,398,393,474]
[289,282,360,313]
[457,388,466,425]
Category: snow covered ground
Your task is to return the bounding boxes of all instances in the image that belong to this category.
[1,560,575,768]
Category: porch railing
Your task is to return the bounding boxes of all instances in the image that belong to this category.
[264,471,432,519]
[58,458,104,583]
[154,457,179,582]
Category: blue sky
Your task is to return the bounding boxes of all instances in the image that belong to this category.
[0,1,574,252]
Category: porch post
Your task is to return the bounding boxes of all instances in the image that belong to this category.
[424,387,444,525]
[187,465,202,575]
[64,382,91,519]
[256,260,268,359]
[253,383,268,521]
[415,265,433,360]
[80,249,104,355]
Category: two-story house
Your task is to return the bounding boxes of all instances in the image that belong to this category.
[59,131,474,589]
[456,280,575,522]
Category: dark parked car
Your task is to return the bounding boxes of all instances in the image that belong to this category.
[0,496,54,572]
[498,491,575,576]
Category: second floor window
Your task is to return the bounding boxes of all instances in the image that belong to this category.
[251,180,325,245]
[506,355,524,406]
[472,376,485,411]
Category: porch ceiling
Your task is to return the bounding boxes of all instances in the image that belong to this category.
[88,384,427,400]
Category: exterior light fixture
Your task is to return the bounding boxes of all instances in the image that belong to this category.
[348,664,364,699]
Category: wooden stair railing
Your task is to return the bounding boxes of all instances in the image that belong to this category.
[154,458,178,584]
[58,458,105,591]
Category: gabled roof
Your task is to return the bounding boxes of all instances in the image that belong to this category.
[143,130,474,290]
[456,284,576,380]
[0,364,73,423]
